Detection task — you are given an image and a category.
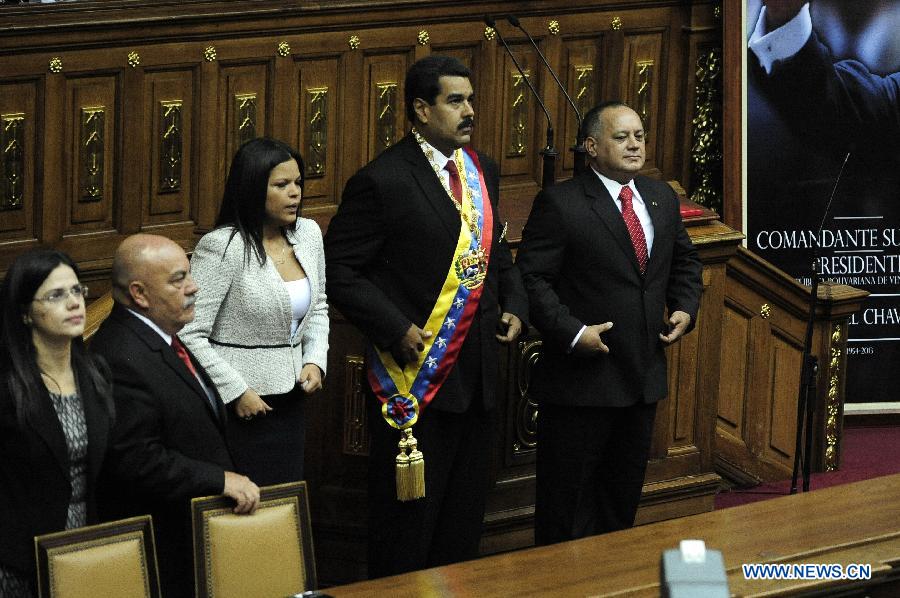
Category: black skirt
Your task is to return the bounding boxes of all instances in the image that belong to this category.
[226,386,306,487]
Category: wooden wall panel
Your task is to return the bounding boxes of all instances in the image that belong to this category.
[219,62,272,173]
[364,53,411,164]
[144,69,197,226]
[64,75,118,232]
[561,38,600,173]
[769,333,803,461]
[622,32,664,176]
[497,46,539,182]
[718,303,751,434]
[293,56,341,211]
[0,81,38,242]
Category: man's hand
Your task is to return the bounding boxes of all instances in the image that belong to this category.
[391,324,433,366]
[574,322,614,355]
[298,363,323,394]
[764,0,806,31]
[495,313,522,344]
[234,388,273,420]
[659,311,692,344]
[223,471,260,515]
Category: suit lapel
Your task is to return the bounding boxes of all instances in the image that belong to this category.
[114,305,221,424]
[79,369,109,487]
[27,390,70,481]
[398,135,463,241]
[635,178,670,278]
[584,173,643,276]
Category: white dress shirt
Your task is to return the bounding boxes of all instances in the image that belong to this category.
[748,2,813,74]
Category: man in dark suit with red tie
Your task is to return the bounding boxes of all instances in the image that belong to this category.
[92,234,259,598]
[516,102,702,545]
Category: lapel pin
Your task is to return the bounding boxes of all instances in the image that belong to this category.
[651,201,658,207]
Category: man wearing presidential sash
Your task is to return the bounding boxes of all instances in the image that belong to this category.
[325,55,528,578]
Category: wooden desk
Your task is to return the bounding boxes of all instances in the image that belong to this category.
[329,474,900,597]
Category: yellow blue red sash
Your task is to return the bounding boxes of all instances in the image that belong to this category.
[367,147,494,429]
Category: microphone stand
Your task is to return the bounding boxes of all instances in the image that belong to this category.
[791,151,851,494]
[507,15,587,176]
[485,16,558,188]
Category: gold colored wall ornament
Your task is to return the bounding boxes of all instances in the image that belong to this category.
[159,101,183,192]
[484,26,496,41]
[343,356,369,456]
[79,107,105,202]
[127,51,141,68]
[574,66,595,119]
[824,324,843,471]
[234,93,257,147]
[507,71,531,157]
[689,46,723,212]
[611,16,623,30]
[548,20,560,35]
[203,46,217,62]
[417,30,430,46]
[1,113,25,211]
[635,60,654,132]
[49,57,63,73]
[760,303,771,319]
[305,87,328,177]
[375,83,398,151]
[348,35,361,50]
[277,41,291,57]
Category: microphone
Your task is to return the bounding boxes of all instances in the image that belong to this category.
[507,15,587,175]
[484,15,558,187]
[815,151,852,236]
[791,150,851,495]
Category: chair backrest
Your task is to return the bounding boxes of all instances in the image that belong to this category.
[191,480,316,598]
[34,515,161,598]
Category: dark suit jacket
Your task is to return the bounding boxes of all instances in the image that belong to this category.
[753,31,900,155]
[516,171,702,407]
[0,359,111,575]
[325,133,528,413]
[92,304,232,596]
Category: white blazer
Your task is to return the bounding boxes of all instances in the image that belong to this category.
[180,219,329,402]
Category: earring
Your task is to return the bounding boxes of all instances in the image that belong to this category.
[22,316,32,326]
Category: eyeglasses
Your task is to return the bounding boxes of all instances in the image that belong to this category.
[33,284,89,304]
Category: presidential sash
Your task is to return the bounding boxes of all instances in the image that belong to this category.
[367,145,494,501]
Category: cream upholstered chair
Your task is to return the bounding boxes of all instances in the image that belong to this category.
[191,480,316,598]
[34,515,161,598]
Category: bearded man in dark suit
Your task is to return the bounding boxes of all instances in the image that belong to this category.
[517,102,702,546]
[324,55,528,577]
[93,234,259,598]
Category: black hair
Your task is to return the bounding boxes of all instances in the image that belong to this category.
[404,55,472,123]
[580,100,632,140]
[0,248,113,425]
[215,137,305,266]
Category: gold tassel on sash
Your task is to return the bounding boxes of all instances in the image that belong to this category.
[395,428,425,501]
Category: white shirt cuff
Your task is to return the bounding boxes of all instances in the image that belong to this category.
[569,325,586,353]
[748,3,812,74]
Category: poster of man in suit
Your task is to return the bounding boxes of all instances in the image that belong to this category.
[747,0,900,404]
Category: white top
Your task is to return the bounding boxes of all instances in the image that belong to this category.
[748,3,813,74]
[285,277,311,337]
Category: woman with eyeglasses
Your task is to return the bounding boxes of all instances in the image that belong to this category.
[0,249,113,597]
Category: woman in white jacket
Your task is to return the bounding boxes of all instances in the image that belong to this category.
[181,137,328,486]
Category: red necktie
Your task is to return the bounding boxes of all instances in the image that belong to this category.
[171,336,198,378]
[444,160,463,205]
[619,185,648,274]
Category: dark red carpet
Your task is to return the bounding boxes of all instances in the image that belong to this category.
[715,426,900,509]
